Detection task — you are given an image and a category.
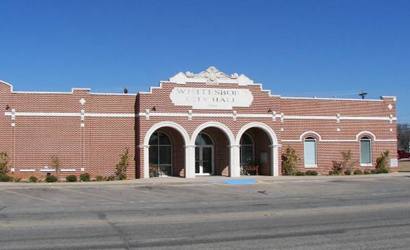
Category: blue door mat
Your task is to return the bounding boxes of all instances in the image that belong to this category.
[224,178,256,185]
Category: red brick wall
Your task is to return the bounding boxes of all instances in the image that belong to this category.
[0,80,397,180]
[282,141,397,175]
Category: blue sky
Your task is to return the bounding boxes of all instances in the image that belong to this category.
[1,0,409,121]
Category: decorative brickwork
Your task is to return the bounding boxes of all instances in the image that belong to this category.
[0,67,397,179]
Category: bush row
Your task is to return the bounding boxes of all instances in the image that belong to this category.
[294,170,319,176]
[0,148,130,183]
[329,168,389,176]
[0,173,119,183]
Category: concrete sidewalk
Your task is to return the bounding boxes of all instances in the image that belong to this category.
[0,172,408,189]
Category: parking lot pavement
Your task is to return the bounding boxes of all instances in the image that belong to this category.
[1,174,410,249]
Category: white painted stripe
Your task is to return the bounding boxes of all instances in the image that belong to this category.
[86,113,135,118]
[192,113,234,118]
[40,169,55,172]
[5,112,79,117]
[281,96,383,102]
[237,113,272,118]
[5,112,135,118]
[13,91,73,95]
[90,92,136,96]
[12,88,91,95]
[281,139,397,143]
[2,80,396,102]
[19,169,36,172]
[341,116,395,121]
[4,111,396,121]
[138,112,187,117]
[61,168,76,172]
[285,115,335,120]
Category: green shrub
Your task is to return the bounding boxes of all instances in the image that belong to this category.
[66,175,77,182]
[0,152,10,175]
[364,169,371,175]
[45,175,58,182]
[328,170,334,175]
[353,169,363,175]
[95,175,104,181]
[370,169,377,174]
[115,148,129,180]
[305,170,318,176]
[344,170,352,175]
[295,171,305,176]
[80,173,90,182]
[29,176,38,183]
[331,161,343,175]
[14,177,21,182]
[105,175,115,181]
[281,147,299,176]
[376,168,389,174]
[50,155,61,178]
[0,174,12,182]
[375,151,390,173]
[341,150,356,173]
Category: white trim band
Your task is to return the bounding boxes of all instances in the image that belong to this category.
[61,168,77,172]
[282,139,397,143]
[19,169,36,172]
[5,111,396,121]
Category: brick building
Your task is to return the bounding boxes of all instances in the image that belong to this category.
[0,67,398,179]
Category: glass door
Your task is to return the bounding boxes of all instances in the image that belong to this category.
[195,147,200,174]
[195,146,213,175]
[202,146,212,174]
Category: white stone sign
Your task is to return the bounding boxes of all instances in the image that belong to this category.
[390,158,398,168]
[170,87,253,110]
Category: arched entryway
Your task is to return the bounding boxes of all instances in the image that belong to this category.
[191,122,236,177]
[236,122,279,176]
[143,122,190,178]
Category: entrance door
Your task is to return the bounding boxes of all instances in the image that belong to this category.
[195,145,213,175]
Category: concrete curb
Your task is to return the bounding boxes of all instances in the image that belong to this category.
[0,172,408,189]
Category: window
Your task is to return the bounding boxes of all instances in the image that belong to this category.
[149,131,172,177]
[240,133,254,166]
[195,133,213,146]
[304,137,317,167]
[360,136,372,165]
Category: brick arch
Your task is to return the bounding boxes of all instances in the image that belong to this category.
[190,121,235,146]
[236,122,279,176]
[143,121,190,178]
[235,122,278,145]
[356,131,376,141]
[300,131,322,141]
[144,121,190,146]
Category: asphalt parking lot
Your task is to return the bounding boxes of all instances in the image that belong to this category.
[1,174,410,249]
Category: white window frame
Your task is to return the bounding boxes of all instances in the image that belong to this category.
[240,133,255,166]
[360,137,372,167]
[149,131,173,177]
[304,137,318,168]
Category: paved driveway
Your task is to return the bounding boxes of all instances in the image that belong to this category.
[1,174,410,249]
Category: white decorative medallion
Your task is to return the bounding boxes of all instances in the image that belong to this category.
[79,98,86,105]
[170,87,253,110]
[169,66,254,85]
